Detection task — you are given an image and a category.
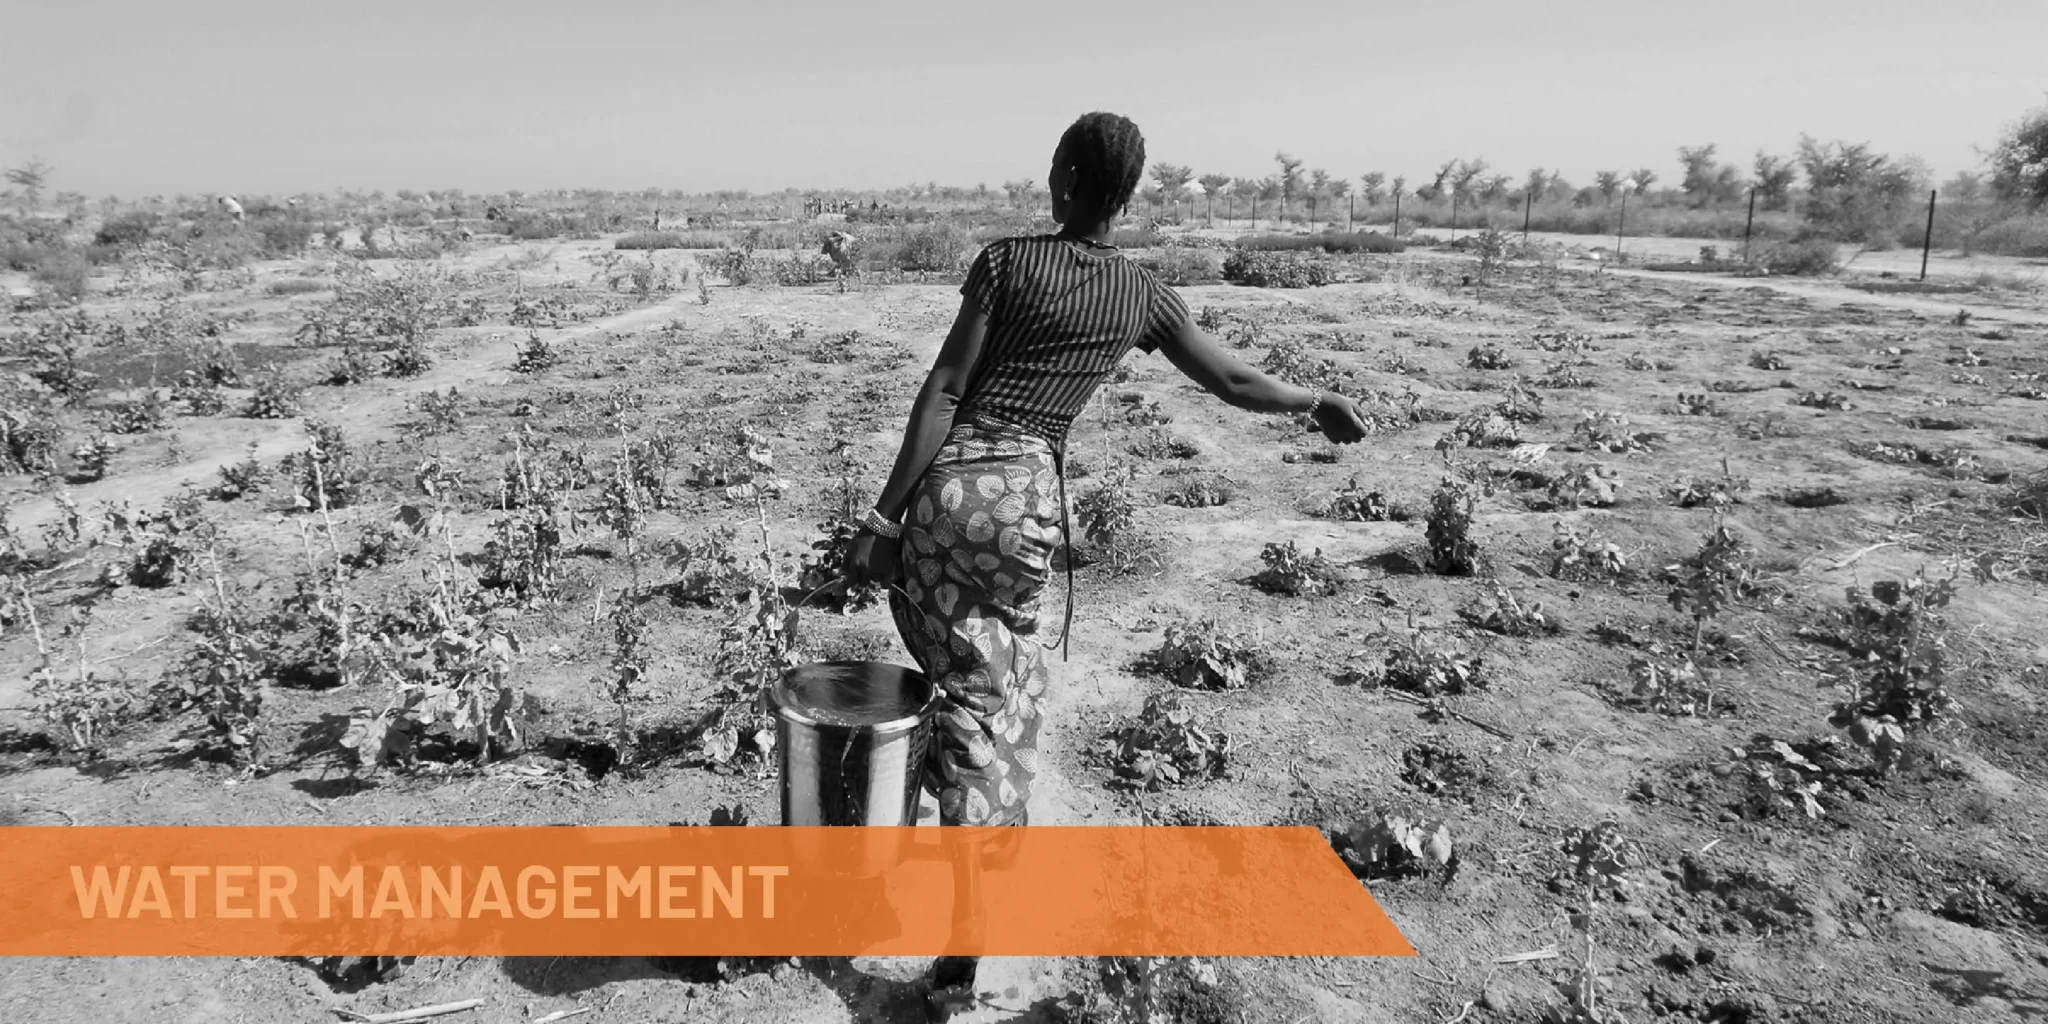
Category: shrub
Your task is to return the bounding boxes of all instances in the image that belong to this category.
[1759,238,1839,276]
[1134,247,1222,285]
[614,231,690,250]
[30,250,90,304]
[1222,250,1335,288]
[891,223,973,272]
[253,217,313,256]
[93,211,160,248]
[1152,618,1270,690]
[1238,231,1404,254]
[1425,476,1482,575]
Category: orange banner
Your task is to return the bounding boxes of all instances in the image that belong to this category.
[0,826,1412,957]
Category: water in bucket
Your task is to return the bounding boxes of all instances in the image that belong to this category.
[771,661,940,827]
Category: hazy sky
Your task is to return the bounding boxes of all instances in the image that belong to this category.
[3,0,2044,199]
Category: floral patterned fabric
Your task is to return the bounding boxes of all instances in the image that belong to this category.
[889,416,1062,827]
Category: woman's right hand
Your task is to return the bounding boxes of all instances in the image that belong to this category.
[845,530,905,590]
[1311,392,1373,444]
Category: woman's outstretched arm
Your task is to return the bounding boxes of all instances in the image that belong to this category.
[1154,317,1372,439]
[872,296,991,522]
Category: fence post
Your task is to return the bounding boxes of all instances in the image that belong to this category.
[1522,191,1532,244]
[1310,195,1316,228]
[1742,188,1756,265]
[1920,189,1937,281]
[1252,196,1257,229]
[1616,190,1629,258]
[1349,195,1354,233]
[1393,192,1401,238]
[1451,192,1460,241]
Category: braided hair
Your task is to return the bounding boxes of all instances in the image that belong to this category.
[1054,112,1147,221]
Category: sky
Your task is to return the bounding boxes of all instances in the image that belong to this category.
[3,0,2045,199]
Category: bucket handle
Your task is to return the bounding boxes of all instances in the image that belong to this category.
[788,578,921,649]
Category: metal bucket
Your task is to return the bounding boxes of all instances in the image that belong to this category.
[770,659,941,827]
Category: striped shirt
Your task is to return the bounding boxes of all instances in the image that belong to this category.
[954,234,1190,453]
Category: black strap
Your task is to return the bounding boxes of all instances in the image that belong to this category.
[1053,442,1073,662]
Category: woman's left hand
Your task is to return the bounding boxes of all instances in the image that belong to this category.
[846,530,904,590]
[1312,392,1373,444]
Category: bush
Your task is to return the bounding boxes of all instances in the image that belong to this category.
[891,223,974,272]
[1134,247,1222,285]
[1222,250,1335,288]
[1239,231,1404,254]
[93,211,160,248]
[29,250,90,304]
[613,231,730,250]
[1759,238,1840,276]
[253,217,314,256]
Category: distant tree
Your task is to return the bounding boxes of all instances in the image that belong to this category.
[1197,174,1232,196]
[1274,152,1306,206]
[1795,135,1921,243]
[1678,145,1721,204]
[1359,172,1387,204]
[1594,170,1623,203]
[1417,161,1455,201]
[1524,168,1550,200]
[1002,179,1036,206]
[1450,159,1489,198]
[1943,171,1985,203]
[1150,163,1195,202]
[1752,152,1797,210]
[1309,168,1332,198]
[1480,175,1512,202]
[1988,100,2048,206]
[6,157,52,212]
[1390,176,1408,203]
[1326,177,1351,200]
[1627,168,1658,193]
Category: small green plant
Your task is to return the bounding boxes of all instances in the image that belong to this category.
[1104,690,1231,791]
[211,443,268,501]
[1162,472,1233,508]
[664,526,754,605]
[1151,618,1270,690]
[1467,342,1513,370]
[1252,540,1342,597]
[1327,478,1396,521]
[512,330,558,374]
[1665,458,1750,510]
[1494,376,1546,423]
[1374,628,1486,696]
[1674,392,1717,417]
[1622,645,1717,716]
[1747,350,1789,371]
[283,421,367,512]
[101,389,171,435]
[1076,465,1154,574]
[242,365,305,419]
[100,496,213,589]
[1827,570,1962,775]
[1424,474,1483,575]
[179,549,270,767]
[1326,807,1455,881]
[1463,578,1557,636]
[1549,521,1628,579]
[1728,737,1832,819]
[1665,519,1771,652]
[171,371,229,415]
[68,435,117,482]
[1573,411,1655,453]
[1436,410,1520,451]
[1,406,63,477]
[24,596,136,757]
[1793,390,1852,411]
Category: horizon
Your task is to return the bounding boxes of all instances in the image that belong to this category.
[3,0,2046,200]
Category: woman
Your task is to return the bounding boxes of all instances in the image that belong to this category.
[845,111,1372,1019]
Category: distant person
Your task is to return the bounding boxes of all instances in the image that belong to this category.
[843,110,1370,1020]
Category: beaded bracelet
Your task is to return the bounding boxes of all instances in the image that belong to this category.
[860,507,903,539]
[1303,392,1324,418]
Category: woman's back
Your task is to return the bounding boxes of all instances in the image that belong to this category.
[956,234,1188,451]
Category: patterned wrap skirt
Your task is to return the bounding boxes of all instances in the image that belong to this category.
[889,416,1062,827]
